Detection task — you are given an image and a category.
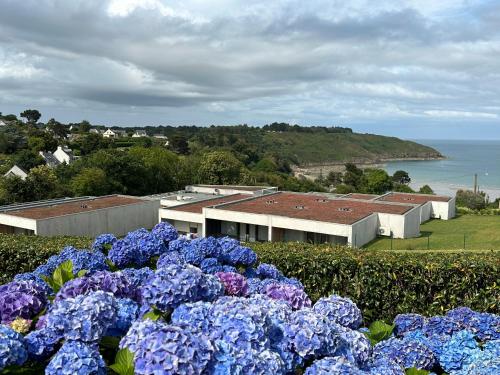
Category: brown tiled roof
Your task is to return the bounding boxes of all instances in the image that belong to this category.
[344,193,380,200]
[376,192,450,204]
[171,194,250,214]
[7,196,144,220]
[216,192,414,225]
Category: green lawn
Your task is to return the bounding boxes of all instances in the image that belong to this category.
[365,215,500,251]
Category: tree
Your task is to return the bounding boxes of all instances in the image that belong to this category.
[169,134,189,155]
[363,169,393,194]
[129,147,179,193]
[70,167,110,196]
[79,120,91,133]
[15,150,45,171]
[46,118,68,138]
[326,171,343,186]
[26,165,58,201]
[197,151,245,185]
[20,109,41,124]
[392,170,411,185]
[343,163,364,189]
[28,134,57,153]
[393,184,415,193]
[0,176,31,204]
[77,134,109,155]
[456,189,487,210]
[419,185,434,195]
[335,184,355,194]
[253,158,278,173]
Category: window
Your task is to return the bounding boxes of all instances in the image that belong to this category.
[190,226,198,234]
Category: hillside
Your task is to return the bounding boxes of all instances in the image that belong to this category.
[261,131,442,166]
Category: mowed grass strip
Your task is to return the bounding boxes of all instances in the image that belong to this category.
[365,215,500,251]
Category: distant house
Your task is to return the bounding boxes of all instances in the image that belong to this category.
[103,129,126,138]
[53,146,75,165]
[0,119,9,127]
[132,130,148,138]
[39,151,60,168]
[153,134,168,139]
[89,128,101,135]
[3,165,28,180]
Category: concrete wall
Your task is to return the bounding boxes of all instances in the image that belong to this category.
[419,202,432,223]
[36,199,160,237]
[403,207,421,238]
[350,214,378,247]
[431,199,455,220]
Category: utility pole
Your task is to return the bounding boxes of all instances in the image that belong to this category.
[473,174,478,194]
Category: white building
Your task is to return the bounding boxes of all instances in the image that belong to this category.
[103,129,126,138]
[38,151,60,168]
[132,130,148,138]
[3,165,28,180]
[53,146,75,165]
[0,119,8,126]
[0,195,160,236]
[159,186,454,247]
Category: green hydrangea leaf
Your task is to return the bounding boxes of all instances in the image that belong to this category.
[109,348,135,375]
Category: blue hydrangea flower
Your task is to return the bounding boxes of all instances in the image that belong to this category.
[24,328,61,360]
[403,329,445,358]
[422,316,463,338]
[313,295,363,329]
[439,330,479,372]
[121,267,154,289]
[256,263,283,280]
[466,312,500,341]
[108,229,167,268]
[46,291,117,343]
[120,319,162,353]
[217,236,240,261]
[45,341,106,375]
[106,298,140,337]
[151,221,178,242]
[285,309,339,359]
[141,264,223,312]
[394,313,425,336]
[200,258,224,274]
[0,325,28,371]
[33,254,61,278]
[304,356,360,375]
[181,237,221,265]
[210,345,286,375]
[364,356,404,375]
[278,276,304,290]
[157,250,186,268]
[91,233,117,252]
[133,324,214,375]
[168,237,190,252]
[334,326,372,367]
[171,301,212,334]
[13,273,52,295]
[57,246,108,275]
[373,336,436,370]
[247,278,263,295]
[226,246,257,266]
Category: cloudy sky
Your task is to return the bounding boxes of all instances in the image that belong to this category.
[0,0,499,139]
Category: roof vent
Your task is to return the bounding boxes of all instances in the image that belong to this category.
[316,198,329,203]
[80,204,88,209]
[403,197,414,201]
[337,207,352,212]
[295,205,305,210]
[265,200,277,204]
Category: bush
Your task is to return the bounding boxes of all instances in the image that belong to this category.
[251,242,499,322]
[456,189,487,210]
[0,234,91,284]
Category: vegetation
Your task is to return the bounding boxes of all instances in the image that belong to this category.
[366,215,500,250]
[252,242,499,322]
[0,234,90,284]
[455,189,488,210]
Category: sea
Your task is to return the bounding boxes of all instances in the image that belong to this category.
[384,140,500,200]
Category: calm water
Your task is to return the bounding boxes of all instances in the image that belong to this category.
[384,140,500,200]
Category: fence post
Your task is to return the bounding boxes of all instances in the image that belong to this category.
[390,233,393,250]
[427,234,430,250]
[463,234,466,250]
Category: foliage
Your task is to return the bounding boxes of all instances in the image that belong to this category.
[363,321,395,345]
[19,110,41,124]
[456,189,487,210]
[197,150,245,185]
[419,185,434,195]
[393,170,411,184]
[251,242,499,322]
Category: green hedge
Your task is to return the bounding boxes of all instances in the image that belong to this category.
[251,242,499,322]
[0,234,91,284]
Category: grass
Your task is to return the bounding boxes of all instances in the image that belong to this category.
[365,214,500,251]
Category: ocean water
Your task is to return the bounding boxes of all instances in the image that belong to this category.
[384,140,500,200]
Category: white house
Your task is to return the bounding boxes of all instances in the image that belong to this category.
[38,151,60,168]
[0,119,9,127]
[103,129,127,138]
[89,128,101,135]
[53,146,75,165]
[132,130,148,138]
[3,165,28,180]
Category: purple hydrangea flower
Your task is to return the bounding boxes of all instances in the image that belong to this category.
[216,272,248,296]
[24,328,61,360]
[313,295,363,329]
[46,291,117,343]
[151,221,178,242]
[55,277,98,301]
[0,325,28,371]
[90,271,139,300]
[0,281,48,324]
[45,341,106,375]
[13,273,52,295]
[264,283,311,310]
[394,313,425,336]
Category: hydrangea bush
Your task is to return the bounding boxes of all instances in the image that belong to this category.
[0,222,498,374]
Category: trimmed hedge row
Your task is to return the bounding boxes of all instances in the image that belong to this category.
[0,234,91,285]
[251,242,499,322]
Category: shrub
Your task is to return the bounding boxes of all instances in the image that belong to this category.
[0,235,91,284]
[251,242,499,322]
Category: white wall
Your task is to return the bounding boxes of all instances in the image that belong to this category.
[159,209,204,224]
[431,199,455,220]
[403,207,421,238]
[350,214,378,247]
[170,220,203,235]
[0,214,37,231]
[420,202,432,223]
[36,200,160,237]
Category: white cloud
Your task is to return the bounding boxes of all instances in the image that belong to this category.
[424,110,498,119]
